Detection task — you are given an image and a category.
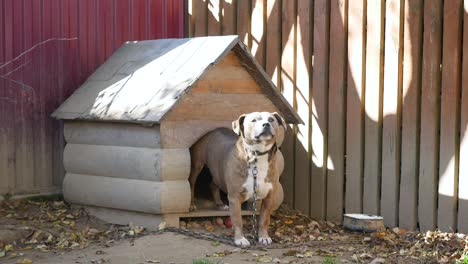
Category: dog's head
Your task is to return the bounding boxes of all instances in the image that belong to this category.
[232,112,286,147]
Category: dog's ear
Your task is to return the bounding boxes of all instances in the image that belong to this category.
[232,114,246,136]
[273,112,286,128]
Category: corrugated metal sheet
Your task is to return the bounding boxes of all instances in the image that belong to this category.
[0,0,185,197]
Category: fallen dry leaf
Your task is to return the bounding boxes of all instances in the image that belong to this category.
[16,258,33,264]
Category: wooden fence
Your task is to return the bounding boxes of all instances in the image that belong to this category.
[187,0,468,233]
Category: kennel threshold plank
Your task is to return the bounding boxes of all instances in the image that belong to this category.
[326,0,347,223]
[399,0,423,230]
[345,0,365,214]
[381,0,403,228]
[437,0,462,232]
[363,0,384,215]
[418,0,443,232]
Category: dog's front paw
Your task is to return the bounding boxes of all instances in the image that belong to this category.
[189,203,197,211]
[234,237,250,247]
[258,236,272,246]
[217,204,229,211]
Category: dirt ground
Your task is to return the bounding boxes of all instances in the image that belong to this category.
[0,197,466,264]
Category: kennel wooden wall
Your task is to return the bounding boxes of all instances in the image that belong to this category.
[187,0,468,233]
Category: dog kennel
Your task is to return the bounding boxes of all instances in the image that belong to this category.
[52,35,301,229]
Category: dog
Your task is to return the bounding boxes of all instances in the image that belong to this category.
[189,112,286,246]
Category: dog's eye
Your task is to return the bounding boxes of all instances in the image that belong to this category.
[268,117,274,123]
[252,119,257,122]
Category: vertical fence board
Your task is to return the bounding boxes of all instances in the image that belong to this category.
[1,0,16,193]
[280,0,296,207]
[265,0,281,87]
[310,0,329,220]
[208,0,221,35]
[418,0,443,232]
[399,0,423,230]
[251,0,265,68]
[458,0,468,234]
[437,0,462,232]
[222,0,236,35]
[13,0,34,192]
[326,0,347,223]
[345,0,365,214]
[237,0,251,48]
[194,0,207,37]
[381,0,403,228]
[363,0,384,215]
[294,0,311,216]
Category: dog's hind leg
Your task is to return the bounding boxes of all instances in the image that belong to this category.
[189,160,204,212]
[210,182,229,210]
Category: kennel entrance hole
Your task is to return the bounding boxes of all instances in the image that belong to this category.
[193,166,229,210]
[192,166,256,211]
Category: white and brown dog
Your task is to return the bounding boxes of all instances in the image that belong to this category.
[189,112,286,246]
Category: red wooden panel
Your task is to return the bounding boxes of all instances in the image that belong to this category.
[115,0,132,47]
[1,0,16,192]
[167,0,185,38]
[86,0,97,73]
[133,0,148,40]
[0,0,186,196]
[149,0,166,39]
[68,0,80,98]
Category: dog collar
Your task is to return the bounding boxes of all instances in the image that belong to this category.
[244,142,277,163]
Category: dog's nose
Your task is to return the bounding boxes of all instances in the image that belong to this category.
[263,123,270,128]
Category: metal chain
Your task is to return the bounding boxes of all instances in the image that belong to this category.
[251,151,258,245]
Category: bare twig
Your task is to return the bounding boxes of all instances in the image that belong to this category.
[0,37,77,71]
